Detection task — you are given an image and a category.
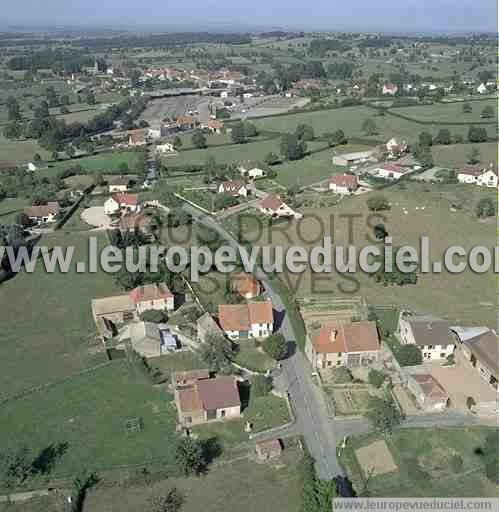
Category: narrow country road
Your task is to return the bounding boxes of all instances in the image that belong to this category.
[181,203,343,479]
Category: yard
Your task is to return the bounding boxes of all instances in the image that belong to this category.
[339,427,498,497]
[323,386,373,416]
[0,361,178,478]
[0,231,121,400]
[248,181,496,326]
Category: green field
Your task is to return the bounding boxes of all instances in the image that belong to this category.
[391,99,497,124]
[252,105,496,144]
[339,427,498,497]
[0,361,178,478]
[251,181,496,326]
[0,197,31,223]
[0,135,49,162]
[47,151,142,176]
[432,142,498,168]
[232,341,276,372]
[274,143,373,187]
[0,231,121,399]
[82,448,303,512]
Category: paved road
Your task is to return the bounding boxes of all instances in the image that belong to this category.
[181,203,343,479]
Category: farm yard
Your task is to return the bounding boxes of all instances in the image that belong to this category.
[339,427,499,497]
[248,182,496,326]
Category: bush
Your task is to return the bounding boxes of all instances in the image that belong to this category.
[262,333,288,360]
[140,310,168,323]
[449,454,463,473]
[396,344,422,366]
[332,366,353,384]
[368,369,385,388]
[367,195,390,212]
[251,374,273,397]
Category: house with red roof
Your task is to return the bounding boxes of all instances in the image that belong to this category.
[305,321,381,369]
[259,193,302,219]
[230,272,261,299]
[218,300,273,340]
[382,83,398,96]
[329,174,359,195]
[129,283,174,314]
[104,193,142,215]
[174,374,241,426]
[24,202,61,224]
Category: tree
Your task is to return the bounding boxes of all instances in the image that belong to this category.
[280,133,307,161]
[468,126,488,143]
[262,333,288,361]
[295,123,315,141]
[433,129,452,145]
[230,121,246,144]
[66,145,76,159]
[0,446,33,486]
[243,121,258,138]
[173,136,183,150]
[6,96,21,121]
[150,488,184,512]
[85,92,96,105]
[362,118,378,136]
[476,197,496,218]
[175,438,204,476]
[264,152,280,166]
[413,143,434,169]
[367,195,390,212]
[325,129,347,146]
[201,333,234,372]
[192,129,207,149]
[396,344,422,366]
[418,131,433,147]
[251,374,272,397]
[60,106,70,115]
[462,102,472,113]
[140,310,168,323]
[33,153,41,162]
[373,223,388,240]
[118,162,129,174]
[3,121,23,140]
[303,479,338,512]
[51,151,59,161]
[366,394,401,435]
[480,105,495,119]
[467,146,481,164]
[368,369,385,388]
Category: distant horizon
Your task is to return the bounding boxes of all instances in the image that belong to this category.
[0,0,496,34]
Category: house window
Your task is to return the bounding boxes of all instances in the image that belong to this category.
[185,416,192,424]
[327,361,332,367]
[337,360,341,365]
[338,352,342,357]
[428,345,433,350]
[440,353,445,358]
[123,312,134,321]
[221,410,226,417]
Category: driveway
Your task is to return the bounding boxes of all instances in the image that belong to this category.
[81,206,112,229]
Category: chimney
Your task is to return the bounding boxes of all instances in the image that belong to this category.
[329,329,338,342]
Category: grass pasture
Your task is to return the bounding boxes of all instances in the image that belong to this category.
[0,135,49,162]
[0,197,30,223]
[0,231,121,400]
[432,142,498,169]
[82,449,303,512]
[250,182,496,326]
[339,427,498,497]
[390,98,497,124]
[46,151,142,176]
[0,361,178,478]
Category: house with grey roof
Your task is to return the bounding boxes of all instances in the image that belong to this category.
[397,313,456,360]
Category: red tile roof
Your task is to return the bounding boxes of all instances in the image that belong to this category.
[260,193,284,212]
[379,163,407,174]
[458,164,483,176]
[112,193,140,206]
[329,174,359,188]
[129,283,173,303]
[197,375,241,410]
[218,300,273,331]
[312,321,379,354]
[230,272,260,298]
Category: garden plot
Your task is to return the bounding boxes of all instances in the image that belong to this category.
[355,440,398,477]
